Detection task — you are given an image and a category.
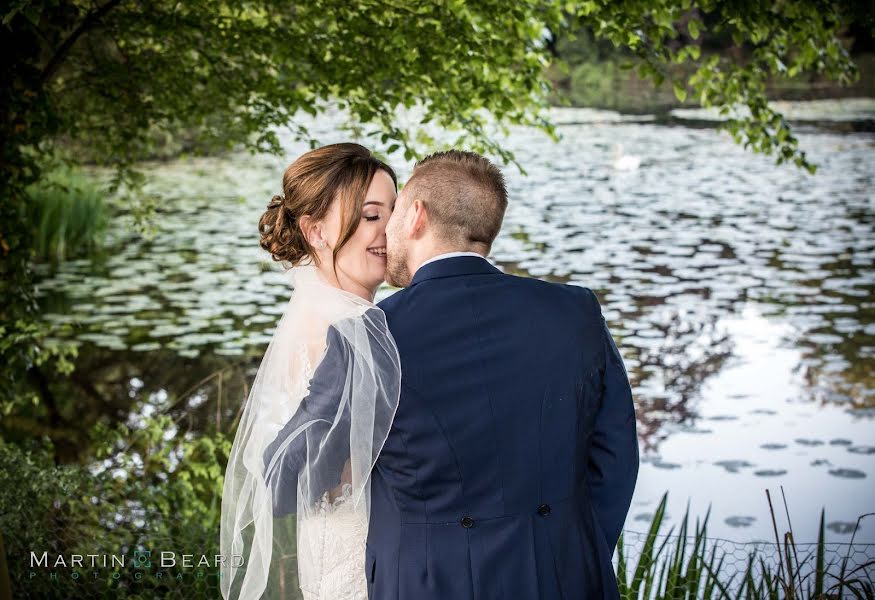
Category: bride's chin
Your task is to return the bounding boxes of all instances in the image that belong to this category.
[364,273,385,296]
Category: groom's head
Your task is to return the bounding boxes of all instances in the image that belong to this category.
[385,150,507,288]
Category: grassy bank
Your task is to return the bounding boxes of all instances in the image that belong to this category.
[1,431,871,599]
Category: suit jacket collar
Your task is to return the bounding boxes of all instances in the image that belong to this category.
[409,255,502,287]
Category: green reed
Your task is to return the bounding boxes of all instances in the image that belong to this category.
[26,168,109,263]
[616,489,874,600]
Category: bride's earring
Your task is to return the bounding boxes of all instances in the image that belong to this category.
[316,240,326,249]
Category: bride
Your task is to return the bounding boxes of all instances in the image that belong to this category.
[220,143,402,600]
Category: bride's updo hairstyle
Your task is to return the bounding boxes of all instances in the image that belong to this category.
[259,143,397,267]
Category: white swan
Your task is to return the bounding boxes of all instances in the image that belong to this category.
[612,143,641,171]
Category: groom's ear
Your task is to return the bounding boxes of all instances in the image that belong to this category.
[407,199,428,239]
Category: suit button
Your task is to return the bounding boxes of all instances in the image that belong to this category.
[537,504,551,516]
[460,516,475,528]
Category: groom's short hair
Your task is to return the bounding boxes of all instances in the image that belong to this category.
[404,150,507,250]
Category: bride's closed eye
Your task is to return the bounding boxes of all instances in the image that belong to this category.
[363,214,381,222]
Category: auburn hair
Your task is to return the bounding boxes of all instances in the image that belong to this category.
[259,143,397,267]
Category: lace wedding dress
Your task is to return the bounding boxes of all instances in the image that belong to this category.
[298,483,368,600]
[283,349,369,600]
[294,345,368,600]
[219,265,400,600]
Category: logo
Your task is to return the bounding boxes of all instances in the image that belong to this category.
[132,550,151,569]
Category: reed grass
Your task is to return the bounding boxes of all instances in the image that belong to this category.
[26,168,109,263]
[616,488,874,600]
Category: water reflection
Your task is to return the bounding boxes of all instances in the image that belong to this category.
[491,116,875,419]
[29,104,875,541]
[3,342,259,464]
[629,307,874,543]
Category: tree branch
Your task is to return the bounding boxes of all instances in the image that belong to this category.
[38,0,125,88]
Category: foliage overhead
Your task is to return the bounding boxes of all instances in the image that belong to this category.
[0,0,864,434]
[3,1,861,177]
[5,0,563,172]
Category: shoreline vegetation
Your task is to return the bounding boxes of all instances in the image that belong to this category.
[26,168,109,264]
[617,491,875,600]
[549,46,875,116]
[2,432,871,598]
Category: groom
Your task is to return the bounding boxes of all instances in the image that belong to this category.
[368,150,640,599]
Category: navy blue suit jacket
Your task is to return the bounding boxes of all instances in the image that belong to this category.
[365,256,639,600]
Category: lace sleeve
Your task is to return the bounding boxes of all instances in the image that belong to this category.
[263,326,350,517]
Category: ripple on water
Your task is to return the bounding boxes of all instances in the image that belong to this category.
[760,443,788,450]
[827,521,861,535]
[652,460,683,470]
[725,516,757,528]
[675,423,713,435]
[847,446,875,455]
[795,438,825,446]
[828,468,867,479]
[714,459,755,474]
[754,469,788,477]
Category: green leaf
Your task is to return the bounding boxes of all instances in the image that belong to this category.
[673,81,688,102]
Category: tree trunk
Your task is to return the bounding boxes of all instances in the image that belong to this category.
[0,528,12,600]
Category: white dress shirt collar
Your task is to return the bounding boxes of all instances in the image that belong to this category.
[416,251,487,273]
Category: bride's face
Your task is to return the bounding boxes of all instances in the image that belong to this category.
[320,169,396,298]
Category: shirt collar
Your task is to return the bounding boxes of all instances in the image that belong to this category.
[416,251,486,272]
[409,254,500,287]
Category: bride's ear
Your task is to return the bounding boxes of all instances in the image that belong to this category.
[298,215,326,249]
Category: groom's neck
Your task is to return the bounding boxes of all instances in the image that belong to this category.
[408,241,488,275]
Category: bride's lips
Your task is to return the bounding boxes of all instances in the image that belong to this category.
[367,246,387,259]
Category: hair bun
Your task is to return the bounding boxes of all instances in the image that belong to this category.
[267,194,284,210]
[258,193,306,265]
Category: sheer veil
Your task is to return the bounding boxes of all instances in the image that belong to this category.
[220,264,401,599]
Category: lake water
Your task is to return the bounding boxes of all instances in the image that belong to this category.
[34,101,875,550]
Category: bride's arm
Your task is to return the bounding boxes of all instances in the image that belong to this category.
[262,325,350,517]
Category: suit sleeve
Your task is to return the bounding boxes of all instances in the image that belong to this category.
[586,291,640,554]
[262,325,349,517]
